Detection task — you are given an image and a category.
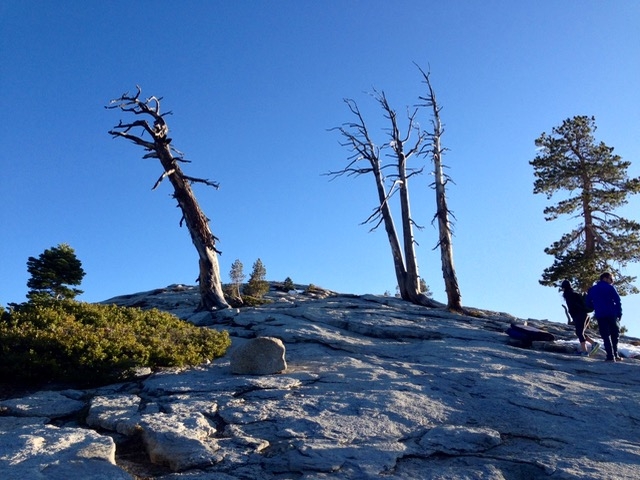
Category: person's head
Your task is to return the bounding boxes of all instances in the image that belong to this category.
[560,279,572,291]
[600,272,614,284]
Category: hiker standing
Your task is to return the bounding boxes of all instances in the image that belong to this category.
[586,272,623,362]
[561,280,599,357]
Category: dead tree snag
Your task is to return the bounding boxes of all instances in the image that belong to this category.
[107,86,229,311]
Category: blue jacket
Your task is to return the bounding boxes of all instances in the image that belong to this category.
[586,280,622,319]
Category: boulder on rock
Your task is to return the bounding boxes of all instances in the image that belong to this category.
[230,337,287,375]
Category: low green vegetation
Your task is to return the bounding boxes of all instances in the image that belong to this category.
[305,284,320,293]
[243,258,269,299]
[0,300,230,385]
[225,258,272,307]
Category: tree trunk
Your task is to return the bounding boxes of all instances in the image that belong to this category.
[372,160,409,297]
[397,141,426,303]
[155,142,229,311]
[381,95,439,308]
[434,151,462,311]
[108,88,230,311]
[418,67,462,311]
[329,95,439,309]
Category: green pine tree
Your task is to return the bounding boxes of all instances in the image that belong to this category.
[283,277,295,291]
[26,243,86,301]
[530,115,640,294]
[229,259,245,298]
[243,258,269,298]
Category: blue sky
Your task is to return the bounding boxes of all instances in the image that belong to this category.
[2,1,639,336]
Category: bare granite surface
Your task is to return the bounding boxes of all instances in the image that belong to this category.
[1,284,639,479]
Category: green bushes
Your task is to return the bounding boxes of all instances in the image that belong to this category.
[0,300,230,385]
[282,277,295,291]
[242,258,269,299]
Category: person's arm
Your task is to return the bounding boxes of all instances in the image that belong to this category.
[585,289,595,314]
[613,287,622,318]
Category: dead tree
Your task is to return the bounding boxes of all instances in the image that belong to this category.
[107,86,230,311]
[329,91,438,308]
[417,67,462,312]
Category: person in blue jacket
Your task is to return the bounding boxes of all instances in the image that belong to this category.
[586,272,623,362]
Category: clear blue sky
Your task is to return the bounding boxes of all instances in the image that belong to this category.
[2,2,639,336]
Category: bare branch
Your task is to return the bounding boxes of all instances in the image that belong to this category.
[108,130,155,150]
[183,175,221,189]
[152,168,176,190]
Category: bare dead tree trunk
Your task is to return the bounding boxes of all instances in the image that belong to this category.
[379,93,431,305]
[107,86,230,311]
[417,67,462,312]
[328,94,437,308]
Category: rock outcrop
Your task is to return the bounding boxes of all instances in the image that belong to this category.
[230,336,287,375]
[1,284,639,479]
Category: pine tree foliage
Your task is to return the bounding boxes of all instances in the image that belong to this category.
[26,243,86,301]
[229,259,245,298]
[243,258,269,298]
[531,115,640,294]
[283,277,295,292]
[419,278,433,298]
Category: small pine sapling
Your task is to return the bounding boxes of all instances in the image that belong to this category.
[229,259,245,299]
[243,258,269,298]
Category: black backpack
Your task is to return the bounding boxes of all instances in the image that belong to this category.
[582,293,594,313]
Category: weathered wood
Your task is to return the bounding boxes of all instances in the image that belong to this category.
[328,93,438,308]
[417,66,462,312]
[107,87,229,311]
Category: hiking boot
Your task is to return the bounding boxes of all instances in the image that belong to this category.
[589,342,600,357]
[579,351,589,357]
[614,354,623,361]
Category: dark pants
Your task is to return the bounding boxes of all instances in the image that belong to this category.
[598,316,620,360]
[572,314,589,343]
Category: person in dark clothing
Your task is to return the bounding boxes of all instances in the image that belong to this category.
[586,272,623,362]
[561,280,599,356]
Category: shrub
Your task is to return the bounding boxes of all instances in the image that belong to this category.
[283,277,295,291]
[0,300,230,385]
[222,283,244,308]
[240,295,272,307]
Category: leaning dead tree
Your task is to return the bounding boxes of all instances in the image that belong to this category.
[329,90,438,308]
[417,66,462,312]
[107,86,230,311]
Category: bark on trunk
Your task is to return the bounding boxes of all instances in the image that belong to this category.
[155,142,229,311]
[372,161,408,297]
[434,154,462,311]
[397,144,426,302]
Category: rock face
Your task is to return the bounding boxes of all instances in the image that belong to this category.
[1,284,640,479]
[230,336,287,375]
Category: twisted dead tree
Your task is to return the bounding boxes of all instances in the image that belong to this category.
[329,90,438,308]
[107,86,229,311]
[417,66,462,312]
